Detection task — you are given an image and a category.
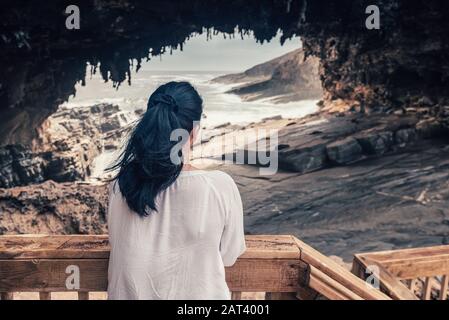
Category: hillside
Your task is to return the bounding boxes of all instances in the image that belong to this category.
[212,49,323,103]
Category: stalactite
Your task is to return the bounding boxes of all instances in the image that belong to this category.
[0,0,448,146]
[298,0,307,26]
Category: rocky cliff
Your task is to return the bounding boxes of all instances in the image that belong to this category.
[0,181,108,234]
[0,103,133,188]
[1,0,448,147]
[212,48,323,103]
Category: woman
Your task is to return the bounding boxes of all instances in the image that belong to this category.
[107,81,246,300]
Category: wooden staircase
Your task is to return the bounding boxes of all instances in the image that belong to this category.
[353,245,449,300]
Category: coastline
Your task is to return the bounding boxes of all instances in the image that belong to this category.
[1,101,448,261]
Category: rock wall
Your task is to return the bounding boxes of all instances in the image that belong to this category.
[0,103,132,188]
[302,1,449,112]
[0,181,108,234]
[1,0,449,146]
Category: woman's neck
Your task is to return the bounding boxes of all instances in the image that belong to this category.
[182,164,199,171]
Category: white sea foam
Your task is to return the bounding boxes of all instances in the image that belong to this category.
[64,71,319,128]
[64,71,319,178]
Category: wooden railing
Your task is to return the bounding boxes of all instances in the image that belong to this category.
[0,235,390,300]
[352,245,449,300]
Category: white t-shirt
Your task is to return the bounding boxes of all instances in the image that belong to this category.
[107,170,246,300]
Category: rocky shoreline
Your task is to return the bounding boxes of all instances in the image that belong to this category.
[0,103,137,188]
[270,110,448,174]
[0,181,108,235]
[222,137,449,260]
[212,48,323,104]
[0,101,449,260]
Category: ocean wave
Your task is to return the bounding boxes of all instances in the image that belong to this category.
[63,71,318,128]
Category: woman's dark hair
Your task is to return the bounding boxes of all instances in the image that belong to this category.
[107,81,203,216]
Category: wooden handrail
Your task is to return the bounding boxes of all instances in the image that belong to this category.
[293,237,390,300]
[0,234,391,300]
[0,235,305,299]
[352,255,418,300]
[353,245,449,300]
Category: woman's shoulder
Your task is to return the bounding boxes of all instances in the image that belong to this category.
[108,180,121,196]
[203,170,239,193]
[205,170,234,181]
[181,169,237,190]
[200,170,236,185]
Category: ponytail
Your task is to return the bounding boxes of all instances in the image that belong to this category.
[107,82,203,216]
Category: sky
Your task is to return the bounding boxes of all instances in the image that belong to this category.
[141,31,302,72]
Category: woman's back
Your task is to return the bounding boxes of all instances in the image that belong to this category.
[107,170,245,300]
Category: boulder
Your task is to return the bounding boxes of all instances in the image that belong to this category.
[44,154,86,182]
[0,181,108,235]
[355,131,394,155]
[0,145,46,188]
[279,143,328,173]
[417,96,435,106]
[213,122,231,129]
[395,128,417,145]
[0,103,131,188]
[102,104,121,117]
[100,116,122,133]
[441,106,449,117]
[326,137,363,164]
[416,119,446,139]
[262,115,282,122]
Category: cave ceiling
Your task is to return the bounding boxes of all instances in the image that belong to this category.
[0,0,448,146]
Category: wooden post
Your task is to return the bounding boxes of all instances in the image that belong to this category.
[423,277,432,300]
[351,260,366,280]
[265,292,297,300]
[439,275,448,300]
[39,292,51,300]
[1,292,14,300]
[78,292,90,300]
[231,292,242,300]
[407,279,414,290]
[296,285,320,300]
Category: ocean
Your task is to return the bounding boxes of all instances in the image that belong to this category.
[63,70,319,129]
[62,70,319,178]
